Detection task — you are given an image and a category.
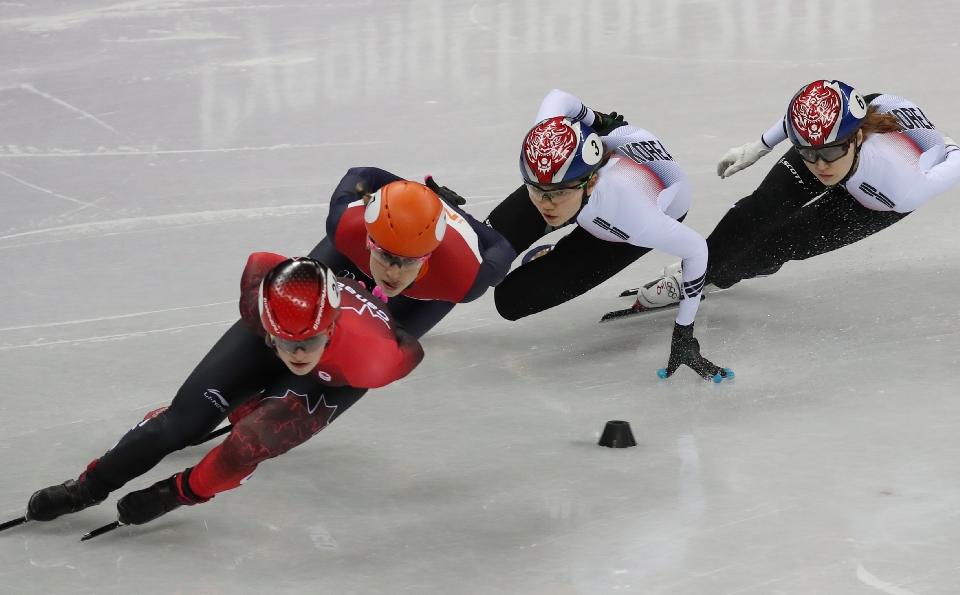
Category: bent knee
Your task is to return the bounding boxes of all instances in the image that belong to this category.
[493,286,527,321]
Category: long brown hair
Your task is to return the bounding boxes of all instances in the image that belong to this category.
[595,147,617,171]
[860,105,903,139]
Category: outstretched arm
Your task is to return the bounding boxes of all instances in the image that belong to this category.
[459,215,517,303]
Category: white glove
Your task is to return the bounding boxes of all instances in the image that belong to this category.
[717,138,772,179]
[943,134,958,149]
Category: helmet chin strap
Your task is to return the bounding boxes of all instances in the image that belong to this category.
[573,171,597,219]
[837,136,864,187]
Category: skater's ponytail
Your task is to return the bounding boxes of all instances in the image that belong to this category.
[860,105,903,139]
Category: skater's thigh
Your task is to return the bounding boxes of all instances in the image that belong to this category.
[792,196,910,260]
[260,373,368,429]
[168,320,288,428]
[494,227,650,320]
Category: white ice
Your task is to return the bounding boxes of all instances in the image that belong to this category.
[1,1,959,594]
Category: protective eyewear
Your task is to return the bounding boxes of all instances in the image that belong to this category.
[366,236,431,270]
[794,136,856,164]
[270,332,329,353]
[525,174,592,204]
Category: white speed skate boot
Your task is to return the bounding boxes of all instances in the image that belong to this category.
[636,262,683,309]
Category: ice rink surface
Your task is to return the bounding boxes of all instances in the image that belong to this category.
[1,1,959,593]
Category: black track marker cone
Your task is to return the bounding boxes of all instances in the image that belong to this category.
[598,420,637,448]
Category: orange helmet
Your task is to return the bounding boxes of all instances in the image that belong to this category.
[364,181,446,258]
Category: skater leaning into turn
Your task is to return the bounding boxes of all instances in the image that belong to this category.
[13,255,423,535]
[486,89,732,381]
[308,168,515,339]
[639,79,960,301]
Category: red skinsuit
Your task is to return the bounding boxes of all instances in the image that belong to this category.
[188,252,423,499]
[333,201,483,302]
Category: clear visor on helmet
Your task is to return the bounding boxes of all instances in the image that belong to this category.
[366,236,432,270]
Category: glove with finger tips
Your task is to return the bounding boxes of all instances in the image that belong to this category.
[423,175,467,206]
[658,322,733,382]
[592,110,628,136]
[717,138,771,179]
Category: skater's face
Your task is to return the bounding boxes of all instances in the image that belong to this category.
[274,336,329,375]
[801,129,863,186]
[368,250,423,297]
[527,174,599,226]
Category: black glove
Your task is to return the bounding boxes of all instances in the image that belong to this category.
[424,175,467,206]
[591,110,628,136]
[658,322,734,382]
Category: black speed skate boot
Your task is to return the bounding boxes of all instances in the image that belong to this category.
[117,468,209,526]
[27,469,108,522]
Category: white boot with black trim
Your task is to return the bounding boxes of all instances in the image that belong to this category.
[636,263,683,309]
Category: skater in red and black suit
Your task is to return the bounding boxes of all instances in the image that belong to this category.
[308,167,515,338]
[21,255,423,529]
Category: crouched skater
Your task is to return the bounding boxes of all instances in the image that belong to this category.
[308,168,515,339]
[486,89,732,381]
[636,79,960,305]
[18,254,423,533]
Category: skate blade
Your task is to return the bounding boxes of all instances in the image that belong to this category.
[600,303,675,322]
[0,516,28,532]
[600,294,703,323]
[81,521,123,542]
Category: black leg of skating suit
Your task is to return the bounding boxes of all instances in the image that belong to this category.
[85,320,287,494]
[488,184,670,320]
[706,149,909,289]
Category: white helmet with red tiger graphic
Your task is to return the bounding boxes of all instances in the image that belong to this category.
[786,79,868,147]
[519,117,604,186]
